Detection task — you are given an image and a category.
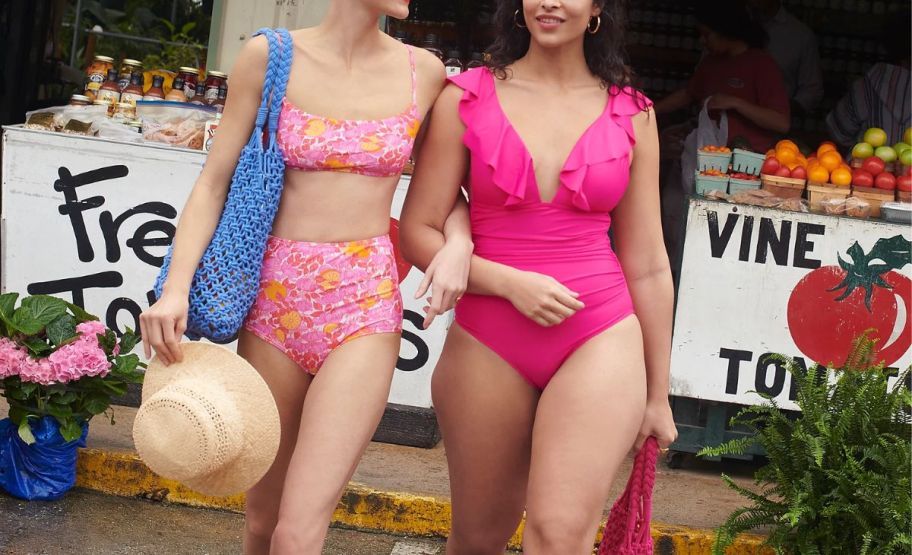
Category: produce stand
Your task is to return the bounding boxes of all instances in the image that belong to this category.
[667,196,911,464]
[0,125,450,447]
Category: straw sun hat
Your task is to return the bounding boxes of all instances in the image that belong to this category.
[132,343,280,497]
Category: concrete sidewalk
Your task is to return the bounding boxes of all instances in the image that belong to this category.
[4,400,772,553]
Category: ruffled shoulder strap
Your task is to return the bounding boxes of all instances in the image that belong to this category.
[607,86,653,144]
[448,67,530,206]
[447,67,491,98]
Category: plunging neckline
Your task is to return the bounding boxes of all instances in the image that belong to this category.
[487,69,611,204]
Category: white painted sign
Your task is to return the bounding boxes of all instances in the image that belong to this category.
[0,126,446,409]
[671,198,912,410]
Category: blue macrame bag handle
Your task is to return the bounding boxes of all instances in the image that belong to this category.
[153,28,294,342]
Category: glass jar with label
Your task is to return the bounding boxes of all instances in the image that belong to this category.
[204,71,228,104]
[120,73,145,106]
[96,69,122,105]
[190,83,208,105]
[143,76,166,101]
[444,50,464,77]
[113,102,136,122]
[177,67,200,100]
[84,55,115,100]
[69,94,92,107]
[93,99,115,118]
[211,86,228,114]
[165,77,188,102]
[118,59,142,91]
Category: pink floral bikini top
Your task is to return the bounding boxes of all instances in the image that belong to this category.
[276,45,421,178]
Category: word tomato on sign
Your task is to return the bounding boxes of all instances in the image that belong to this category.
[671,198,911,410]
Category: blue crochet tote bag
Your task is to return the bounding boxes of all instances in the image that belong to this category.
[153,27,293,342]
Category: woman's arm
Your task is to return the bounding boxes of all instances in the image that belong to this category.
[140,37,269,364]
[709,94,790,134]
[611,107,678,448]
[400,85,583,328]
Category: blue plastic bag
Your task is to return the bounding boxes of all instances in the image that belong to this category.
[0,416,88,500]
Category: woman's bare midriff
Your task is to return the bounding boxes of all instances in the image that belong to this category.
[270,168,400,243]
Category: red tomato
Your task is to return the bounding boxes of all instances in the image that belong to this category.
[790,166,807,180]
[388,217,412,284]
[862,156,886,176]
[898,175,912,192]
[761,158,780,175]
[788,267,911,367]
[774,166,792,177]
[874,172,897,190]
[852,169,874,188]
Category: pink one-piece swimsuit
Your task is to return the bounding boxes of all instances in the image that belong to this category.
[449,68,652,390]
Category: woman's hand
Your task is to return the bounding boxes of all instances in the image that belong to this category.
[503,270,585,327]
[634,397,677,451]
[415,237,473,329]
[139,292,189,365]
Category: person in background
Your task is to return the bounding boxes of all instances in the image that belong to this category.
[746,0,824,116]
[826,10,911,149]
[655,0,790,153]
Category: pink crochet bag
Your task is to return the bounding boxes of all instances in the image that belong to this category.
[598,437,659,555]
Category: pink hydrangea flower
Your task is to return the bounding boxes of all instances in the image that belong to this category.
[18,356,56,385]
[0,337,28,379]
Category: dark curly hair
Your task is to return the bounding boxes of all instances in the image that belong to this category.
[485,0,636,94]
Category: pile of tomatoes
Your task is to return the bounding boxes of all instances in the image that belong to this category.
[700,145,731,153]
[849,155,911,193]
[699,168,727,177]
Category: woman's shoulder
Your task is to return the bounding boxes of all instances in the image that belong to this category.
[608,85,654,117]
[447,67,491,94]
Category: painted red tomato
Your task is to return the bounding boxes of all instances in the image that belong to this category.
[787,238,911,368]
[388,217,412,284]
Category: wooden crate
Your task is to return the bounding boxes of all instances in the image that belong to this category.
[851,186,895,218]
[807,182,851,213]
[761,174,806,199]
[898,190,911,203]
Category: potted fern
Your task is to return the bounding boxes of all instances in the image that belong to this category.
[700,334,911,554]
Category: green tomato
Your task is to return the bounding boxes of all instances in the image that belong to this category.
[905,127,912,145]
[901,148,912,167]
[864,128,888,147]
[852,142,874,159]
[874,145,897,163]
[894,142,911,155]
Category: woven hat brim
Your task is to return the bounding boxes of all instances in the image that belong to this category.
[138,342,280,497]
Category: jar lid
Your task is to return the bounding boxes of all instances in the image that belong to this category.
[117,102,133,108]
[123,59,143,67]
[179,67,200,74]
[93,55,115,63]
[70,94,91,102]
[93,99,110,105]
[128,121,143,128]
[207,70,228,78]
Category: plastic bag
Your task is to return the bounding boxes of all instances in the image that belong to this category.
[0,416,87,501]
[137,101,217,150]
[681,98,729,193]
[24,104,108,135]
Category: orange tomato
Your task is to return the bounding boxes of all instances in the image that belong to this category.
[816,143,837,158]
[776,147,797,165]
[776,139,799,153]
[819,151,843,172]
[766,149,776,158]
[796,155,808,168]
[831,167,852,187]
[808,165,830,183]
[787,161,801,171]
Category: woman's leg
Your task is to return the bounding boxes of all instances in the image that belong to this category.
[238,330,314,555]
[434,324,540,555]
[522,316,648,555]
[268,332,399,555]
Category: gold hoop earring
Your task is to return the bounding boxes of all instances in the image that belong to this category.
[587,15,601,34]
[514,9,527,29]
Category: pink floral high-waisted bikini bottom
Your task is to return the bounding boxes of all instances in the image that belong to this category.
[243,234,403,374]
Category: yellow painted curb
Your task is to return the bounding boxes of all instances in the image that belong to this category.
[76,448,771,554]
